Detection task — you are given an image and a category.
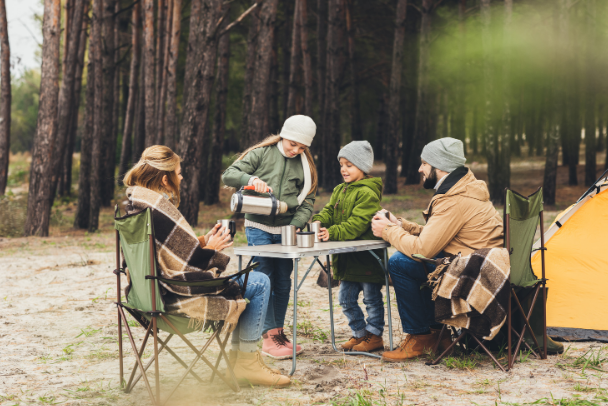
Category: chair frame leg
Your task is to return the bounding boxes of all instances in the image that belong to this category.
[427,330,467,366]
[509,285,542,369]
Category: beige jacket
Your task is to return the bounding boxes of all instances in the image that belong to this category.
[382,168,503,258]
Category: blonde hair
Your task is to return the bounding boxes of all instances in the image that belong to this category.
[236,135,318,193]
[123,145,182,206]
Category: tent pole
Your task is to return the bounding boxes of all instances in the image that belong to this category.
[540,210,548,360]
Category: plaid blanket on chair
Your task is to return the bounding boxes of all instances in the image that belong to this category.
[428,248,510,340]
[125,186,246,332]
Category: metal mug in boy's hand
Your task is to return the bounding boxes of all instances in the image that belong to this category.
[307,222,322,243]
[230,186,289,217]
[216,219,236,240]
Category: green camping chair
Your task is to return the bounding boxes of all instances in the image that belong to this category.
[113,207,257,405]
[425,187,548,371]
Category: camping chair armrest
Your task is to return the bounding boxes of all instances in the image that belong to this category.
[144,262,260,288]
[113,268,126,275]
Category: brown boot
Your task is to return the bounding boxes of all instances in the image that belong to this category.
[430,327,453,355]
[381,333,436,362]
[232,351,290,387]
[228,349,280,374]
[352,332,384,352]
[341,336,365,351]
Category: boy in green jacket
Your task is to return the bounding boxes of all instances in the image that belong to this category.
[312,141,386,353]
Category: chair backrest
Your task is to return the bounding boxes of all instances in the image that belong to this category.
[115,208,165,313]
[504,188,543,287]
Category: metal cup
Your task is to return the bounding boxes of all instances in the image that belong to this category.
[296,232,315,248]
[216,219,236,240]
[281,225,297,246]
[308,222,322,243]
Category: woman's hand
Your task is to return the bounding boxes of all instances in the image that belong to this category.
[252,178,273,194]
[203,223,222,246]
[206,226,233,251]
[318,227,330,242]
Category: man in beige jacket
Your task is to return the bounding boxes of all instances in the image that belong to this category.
[371,137,503,362]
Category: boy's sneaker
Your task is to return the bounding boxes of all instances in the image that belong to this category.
[352,332,384,352]
[341,336,365,351]
[262,328,303,359]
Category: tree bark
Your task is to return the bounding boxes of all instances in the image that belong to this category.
[299,0,312,116]
[155,0,172,145]
[269,29,280,133]
[322,0,346,190]
[500,0,512,193]
[280,0,291,121]
[153,0,166,144]
[0,0,11,195]
[584,0,596,186]
[345,0,361,142]
[24,0,62,236]
[286,0,301,117]
[405,0,432,185]
[246,0,279,145]
[133,11,147,161]
[375,93,387,162]
[205,15,230,206]
[119,0,141,181]
[384,0,407,194]
[453,0,466,153]
[143,0,156,147]
[163,0,181,151]
[241,0,259,147]
[316,0,327,179]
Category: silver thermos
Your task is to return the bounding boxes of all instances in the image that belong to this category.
[231,186,288,217]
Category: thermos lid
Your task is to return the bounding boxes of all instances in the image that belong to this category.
[230,193,238,212]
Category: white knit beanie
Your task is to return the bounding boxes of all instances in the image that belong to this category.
[280,115,317,147]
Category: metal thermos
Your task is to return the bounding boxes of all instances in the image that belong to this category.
[308,222,322,243]
[231,186,288,217]
[296,232,315,248]
[281,225,297,246]
[216,219,236,240]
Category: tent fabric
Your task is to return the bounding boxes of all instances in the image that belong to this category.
[531,187,608,333]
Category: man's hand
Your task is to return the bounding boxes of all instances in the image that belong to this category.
[318,227,330,241]
[371,214,393,238]
[377,209,399,225]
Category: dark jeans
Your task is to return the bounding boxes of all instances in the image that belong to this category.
[388,251,443,334]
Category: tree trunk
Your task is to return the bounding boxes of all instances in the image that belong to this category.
[405,0,432,185]
[155,0,172,145]
[246,0,279,145]
[241,0,259,147]
[164,0,181,151]
[299,0,312,116]
[286,0,301,117]
[500,0,512,193]
[322,0,346,190]
[0,0,10,195]
[584,0,596,186]
[280,0,291,121]
[315,0,328,180]
[269,29,280,133]
[453,0,466,153]
[143,0,156,147]
[133,16,147,161]
[119,0,141,182]
[384,0,407,194]
[60,1,89,196]
[178,0,223,224]
[205,16,230,206]
[375,93,387,162]
[24,0,62,236]
[345,0,361,142]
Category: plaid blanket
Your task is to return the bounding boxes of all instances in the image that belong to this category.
[429,248,510,340]
[125,186,246,332]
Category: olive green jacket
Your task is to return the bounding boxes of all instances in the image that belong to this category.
[221,145,315,230]
[312,177,385,284]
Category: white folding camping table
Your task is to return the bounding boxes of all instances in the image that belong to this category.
[233,240,394,376]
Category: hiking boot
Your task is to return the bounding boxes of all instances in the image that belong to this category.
[352,332,384,352]
[277,328,302,353]
[232,350,290,387]
[262,328,302,359]
[341,336,366,351]
[229,349,280,374]
[381,333,436,362]
[430,327,453,355]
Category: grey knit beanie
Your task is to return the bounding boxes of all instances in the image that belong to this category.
[420,137,466,172]
[337,141,374,174]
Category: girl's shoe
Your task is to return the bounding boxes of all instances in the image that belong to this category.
[262,328,303,359]
[232,350,290,387]
[277,328,303,353]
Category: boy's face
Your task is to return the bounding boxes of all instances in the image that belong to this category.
[281,138,307,157]
[339,158,365,183]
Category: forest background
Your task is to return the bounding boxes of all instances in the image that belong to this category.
[0,0,608,237]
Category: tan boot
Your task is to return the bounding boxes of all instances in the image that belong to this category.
[232,351,290,387]
[352,332,384,352]
[228,349,280,374]
[381,333,436,362]
[341,336,365,351]
[430,327,453,355]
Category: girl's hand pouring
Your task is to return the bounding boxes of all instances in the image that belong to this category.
[252,178,273,194]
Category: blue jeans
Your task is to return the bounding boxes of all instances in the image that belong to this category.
[245,227,294,333]
[339,280,385,337]
[231,272,271,345]
[388,251,443,334]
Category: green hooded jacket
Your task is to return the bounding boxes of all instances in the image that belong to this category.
[312,177,386,284]
[221,145,315,230]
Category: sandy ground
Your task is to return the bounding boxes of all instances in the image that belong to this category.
[1,239,607,406]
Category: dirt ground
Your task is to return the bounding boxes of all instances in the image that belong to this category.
[1,155,607,405]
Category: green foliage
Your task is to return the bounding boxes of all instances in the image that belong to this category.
[10,69,40,153]
[0,194,27,237]
[443,355,478,370]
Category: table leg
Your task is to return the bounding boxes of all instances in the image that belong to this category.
[383,248,394,351]
[289,258,299,376]
[326,255,339,352]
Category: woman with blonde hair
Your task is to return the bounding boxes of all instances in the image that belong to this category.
[222,115,318,359]
[122,145,290,387]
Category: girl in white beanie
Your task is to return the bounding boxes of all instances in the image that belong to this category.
[222,115,318,360]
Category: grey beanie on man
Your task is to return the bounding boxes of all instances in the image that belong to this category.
[420,137,467,173]
[337,141,374,174]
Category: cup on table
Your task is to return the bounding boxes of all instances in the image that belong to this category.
[216,219,236,240]
[281,225,297,246]
[308,222,322,243]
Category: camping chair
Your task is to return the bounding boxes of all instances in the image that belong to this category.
[113,207,258,405]
[424,187,548,371]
